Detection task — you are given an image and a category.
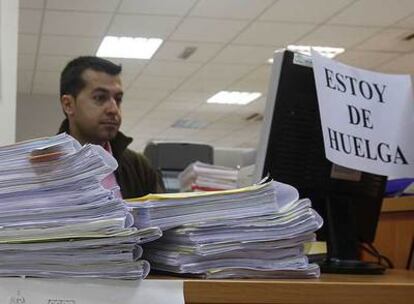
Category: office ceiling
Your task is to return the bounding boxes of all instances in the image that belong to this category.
[18,0,414,151]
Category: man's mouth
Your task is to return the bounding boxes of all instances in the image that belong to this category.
[100,121,119,127]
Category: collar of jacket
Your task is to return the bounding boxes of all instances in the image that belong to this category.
[57,119,133,160]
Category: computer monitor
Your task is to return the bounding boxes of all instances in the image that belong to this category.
[144,142,214,193]
[254,50,387,274]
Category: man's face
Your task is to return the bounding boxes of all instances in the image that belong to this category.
[63,69,123,145]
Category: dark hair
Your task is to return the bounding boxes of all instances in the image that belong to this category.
[60,56,122,98]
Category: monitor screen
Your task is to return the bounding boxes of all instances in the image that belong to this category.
[254,50,387,274]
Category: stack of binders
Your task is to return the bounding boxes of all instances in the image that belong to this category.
[178,161,238,191]
[0,134,161,279]
[128,181,323,278]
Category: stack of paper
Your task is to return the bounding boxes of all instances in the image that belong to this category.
[129,181,288,230]
[0,134,162,279]
[128,181,323,278]
[178,161,238,191]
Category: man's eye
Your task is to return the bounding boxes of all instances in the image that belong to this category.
[93,94,107,102]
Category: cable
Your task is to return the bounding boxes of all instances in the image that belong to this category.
[360,242,394,269]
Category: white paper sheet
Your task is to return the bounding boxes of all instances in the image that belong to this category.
[312,51,414,178]
[0,278,184,304]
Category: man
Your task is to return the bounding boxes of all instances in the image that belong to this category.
[58,56,163,198]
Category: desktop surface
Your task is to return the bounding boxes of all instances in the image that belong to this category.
[178,269,414,304]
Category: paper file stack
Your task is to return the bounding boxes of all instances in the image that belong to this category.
[0,134,161,279]
[128,181,323,278]
[178,161,238,191]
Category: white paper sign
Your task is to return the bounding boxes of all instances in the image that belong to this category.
[312,51,414,178]
[0,278,184,304]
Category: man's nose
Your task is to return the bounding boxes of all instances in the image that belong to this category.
[106,97,120,114]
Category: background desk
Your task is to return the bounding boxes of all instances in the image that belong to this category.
[183,270,414,304]
[362,196,414,269]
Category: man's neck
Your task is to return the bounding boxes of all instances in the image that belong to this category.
[68,126,104,146]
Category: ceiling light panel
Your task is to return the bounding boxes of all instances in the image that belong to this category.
[96,36,163,59]
[207,91,262,105]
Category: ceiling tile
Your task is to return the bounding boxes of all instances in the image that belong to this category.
[108,14,181,38]
[196,102,241,114]
[235,96,267,115]
[39,35,101,55]
[336,50,400,70]
[195,63,256,82]
[182,110,225,124]
[354,28,414,52]
[260,0,353,23]
[19,9,43,34]
[212,45,276,64]
[193,128,226,138]
[165,90,211,104]
[130,75,185,90]
[158,127,197,140]
[213,125,259,148]
[18,34,39,54]
[119,0,196,16]
[395,14,414,28]
[129,117,172,132]
[328,0,414,27]
[19,0,44,9]
[234,21,316,46]
[231,65,271,92]
[43,11,112,36]
[17,70,34,94]
[178,77,233,93]
[216,113,247,125]
[239,64,271,82]
[190,0,274,20]
[298,25,380,48]
[170,17,248,43]
[36,55,73,71]
[107,58,148,75]
[46,0,120,12]
[207,118,245,132]
[128,125,163,140]
[120,73,139,88]
[144,60,202,78]
[32,70,61,95]
[377,52,414,74]
[153,41,223,63]
[154,100,194,112]
[127,139,151,153]
[124,88,172,102]
[33,70,60,87]
[230,79,268,92]
[121,100,159,117]
[145,110,184,122]
[18,54,36,70]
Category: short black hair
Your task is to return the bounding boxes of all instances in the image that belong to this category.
[60,56,122,98]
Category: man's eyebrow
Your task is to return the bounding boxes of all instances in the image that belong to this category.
[91,87,123,96]
[91,87,110,94]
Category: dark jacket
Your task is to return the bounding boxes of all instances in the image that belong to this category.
[58,120,163,198]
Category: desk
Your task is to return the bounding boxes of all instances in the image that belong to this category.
[363,197,414,269]
[183,270,414,304]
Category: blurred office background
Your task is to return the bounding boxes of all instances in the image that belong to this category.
[15,0,414,161]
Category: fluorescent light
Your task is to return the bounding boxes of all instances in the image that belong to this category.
[288,45,345,58]
[171,119,209,129]
[268,45,345,63]
[96,36,163,59]
[207,91,262,105]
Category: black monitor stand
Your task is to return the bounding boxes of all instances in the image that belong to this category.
[318,196,385,274]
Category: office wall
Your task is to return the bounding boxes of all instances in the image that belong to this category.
[214,147,256,168]
[16,93,63,141]
[0,0,18,145]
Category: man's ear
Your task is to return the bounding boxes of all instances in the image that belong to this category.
[61,95,75,117]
